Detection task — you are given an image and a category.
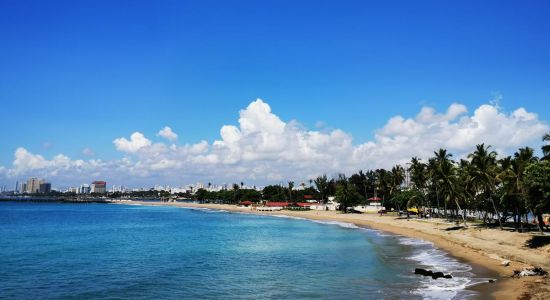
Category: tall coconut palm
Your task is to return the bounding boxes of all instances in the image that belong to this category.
[391,165,405,194]
[409,157,428,212]
[542,133,550,160]
[498,149,536,231]
[335,174,361,213]
[409,157,427,190]
[287,181,294,203]
[426,157,439,216]
[375,169,392,207]
[432,149,455,219]
[468,144,502,229]
[314,175,328,204]
[455,159,476,225]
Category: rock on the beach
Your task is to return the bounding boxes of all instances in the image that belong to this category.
[513,267,548,277]
[520,269,537,276]
[501,260,510,266]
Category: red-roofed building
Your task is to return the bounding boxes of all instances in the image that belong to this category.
[240,201,253,207]
[266,202,289,207]
[256,201,289,211]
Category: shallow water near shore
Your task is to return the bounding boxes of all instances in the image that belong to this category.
[0,202,491,299]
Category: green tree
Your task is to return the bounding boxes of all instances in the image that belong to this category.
[469,144,502,229]
[262,185,286,201]
[542,133,550,161]
[287,181,294,202]
[349,170,368,202]
[314,175,329,204]
[335,174,362,212]
[523,160,550,232]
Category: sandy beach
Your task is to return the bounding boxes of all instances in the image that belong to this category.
[112,200,550,299]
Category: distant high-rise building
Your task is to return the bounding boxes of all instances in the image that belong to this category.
[39,182,51,194]
[26,178,44,193]
[21,183,27,193]
[78,184,90,194]
[91,181,107,194]
[15,181,19,193]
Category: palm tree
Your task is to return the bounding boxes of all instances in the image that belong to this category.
[358,170,368,200]
[409,157,427,190]
[457,159,476,224]
[435,150,465,225]
[287,181,294,202]
[314,175,328,204]
[391,165,405,193]
[499,147,537,231]
[433,149,455,219]
[409,157,428,210]
[375,169,392,207]
[335,174,361,212]
[468,144,502,229]
[542,133,550,160]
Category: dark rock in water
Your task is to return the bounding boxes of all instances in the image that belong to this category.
[488,279,495,283]
[414,268,433,276]
[415,268,453,280]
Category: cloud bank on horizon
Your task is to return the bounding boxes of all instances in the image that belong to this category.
[1,99,548,187]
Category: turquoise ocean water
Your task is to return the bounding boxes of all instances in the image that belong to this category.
[0,202,489,299]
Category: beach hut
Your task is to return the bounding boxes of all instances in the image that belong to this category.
[256,202,289,211]
[353,197,385,213]
[239,201,253,208]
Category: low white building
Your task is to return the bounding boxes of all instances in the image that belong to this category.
[353,197,385,213]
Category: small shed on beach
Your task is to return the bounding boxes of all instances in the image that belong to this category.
[353,197,384,213]
[239,201,253,207]
[256,202,289,211]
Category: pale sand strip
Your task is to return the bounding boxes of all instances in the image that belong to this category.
[111,200,550,299]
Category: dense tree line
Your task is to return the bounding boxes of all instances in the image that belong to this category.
[328,133,550,232]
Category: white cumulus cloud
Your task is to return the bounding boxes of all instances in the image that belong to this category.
[2,98,548,187]
[113,132,152,153]
[157,126,178,141]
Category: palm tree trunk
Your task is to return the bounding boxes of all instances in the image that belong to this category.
[444,199,448,220]
[530,208,544,233]
[519,212,524,233]
[454,200,468,227]
[490,197,503,230]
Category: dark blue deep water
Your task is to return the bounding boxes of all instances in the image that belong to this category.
[0,202,482,299]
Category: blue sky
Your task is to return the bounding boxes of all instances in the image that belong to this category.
[1,0,550,187]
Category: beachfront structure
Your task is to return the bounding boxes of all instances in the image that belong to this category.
[325,197,339,211]
[239,201,254,207]
[353,197,385,213]
[256,202,289,211]
[296,202,326,210]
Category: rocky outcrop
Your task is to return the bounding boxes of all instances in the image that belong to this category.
[414,268,453,279]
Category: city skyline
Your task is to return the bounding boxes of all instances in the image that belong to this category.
[1,1,550,187]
